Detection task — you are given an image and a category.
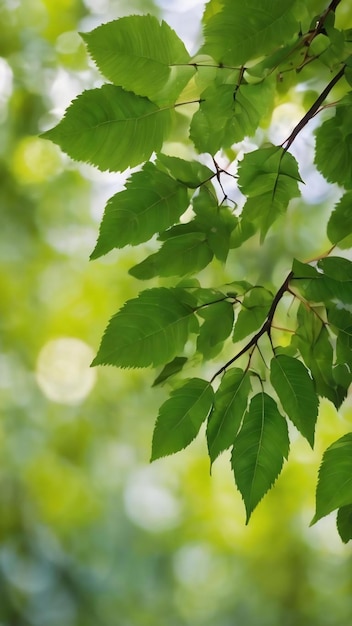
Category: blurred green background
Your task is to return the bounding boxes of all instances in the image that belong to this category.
[1,0,352,624]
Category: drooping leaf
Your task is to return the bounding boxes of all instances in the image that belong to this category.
[196,300,234,359]
[232,392,289,523]
[151,378,214,460]
[91,162,189,258]
[327,192,352,248]
[152,356,188,387]
[314,95,352,188]
[81,15,194,105]
[201,0,299,66]
[129,232,213,279]
[233,286,273,343]
[92,288,198,368]
[207,368,251,463]
[41,85,172,172]
[156,153,214,188]
[312,432,352,524]
[270,354,318,447]
[337,505,352,543]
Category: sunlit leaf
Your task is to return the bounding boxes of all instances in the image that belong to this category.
[312,432,352,524]
[151,378,214,460]
[207,368,251,463]
[327,192,352,248]
[232,392,289,522]
[233,286,273,343]
[156,153,214,188]
[92,288,198,368]
[315,95,352,188]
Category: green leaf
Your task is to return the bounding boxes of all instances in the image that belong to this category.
[196,300,234,359]
[312,432,352,524]
[156,154,214,188]
[270,355,318,447]
[327,192,352,248]
[232,392,289,523]
[192,186,238,262]
[151,378,214,460]
[91,162,189,258]
[190,79,275,154]
[233,287,273,343]
[207,368,251,463]
[201,0,299,65]
[238,146,301,239]
[81,15,194,106]
[314,95,352,188]
[152,357,188,387]
[337,505,352,543]
[318,256,352,282]
[92,288,198,368]
[129,232,213,279]
[41,85,172,172]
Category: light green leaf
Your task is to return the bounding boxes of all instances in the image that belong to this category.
[156,154,214,188]
[81,15,194,105]
[232,392,289,523]
[152,357,188,387]
[233,286,273,343]
[196,301,234,359]
[318,256,352,282]
[193,186,238,262]
[270,355,318,447]
[201,0,299,65]
[151,378,214,460]
[91,163,189,258]
[327,192,352,248]
[337,505,352,543]
[92,288,198,368]
[41,85,172,172]
[312,432,352,524]
[129,232,213,279]
[207,368,251,463]
[315,96,352,188]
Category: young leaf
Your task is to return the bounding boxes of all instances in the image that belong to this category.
[207,368,251,464]
[327,192,352,248]
[91,162,189,258]
[81,15,194,106]
[337,505,352,543]
[232,392,289,523]
[152,357,188,387]
[314,95,352,188]
[201,0,299,66]
[196,300,234,359]
[151,378,214,460]
[129,232,213,279]
[233,286,273,343]
[92,288,198,368]
[41,85,172,172]
[270,355,318,448]
[312,432,352,524]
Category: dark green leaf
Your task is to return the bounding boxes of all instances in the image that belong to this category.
[233,287,273,343]
[91,162,189,258]
[314,95,352,188]
[207,368,251,463]
[318,256,352,282]
[327,192,352,248]
[312,432,352,524]
[152,357,188,387]
[337,505,352,543]
[151,378,214,460]
[92,288,198,368]
[270,355,318,447]
[193,186,238,262]
[232,392,289,523]
[41,85,172,172]
[196,301,234,359]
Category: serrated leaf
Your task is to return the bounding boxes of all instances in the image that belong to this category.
[327,192,352,248]
[41,85,171,172]
[233,287,273,343]
[337,505,352,543]
[315,96,352,188]
[270,355,318,447]
[129,232,213,279]
[92,288,198,368]
[192,186,238,262]
[91,162,189,258]
[232,392,289,523]
[207,368,251,463]
[201,0,299,65]
[81,15,194,106]
[151,378,214,460]
[196,301,234,359]
[152,357,188,387]
[312,432,352,524]
[156,154,214,188]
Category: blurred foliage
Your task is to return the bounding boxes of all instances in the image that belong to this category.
[1,0,352,625]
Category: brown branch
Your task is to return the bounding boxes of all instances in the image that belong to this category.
[210,271,294,382]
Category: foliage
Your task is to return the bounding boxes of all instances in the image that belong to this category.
[43,0,352,541]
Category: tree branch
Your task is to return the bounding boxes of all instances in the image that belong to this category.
[210,271,294,382]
